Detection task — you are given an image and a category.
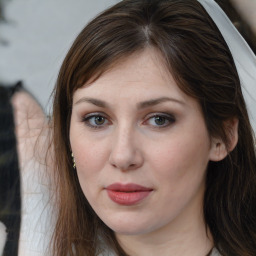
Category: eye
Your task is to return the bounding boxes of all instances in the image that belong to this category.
[144,114,175,128]
[82,113,110,129]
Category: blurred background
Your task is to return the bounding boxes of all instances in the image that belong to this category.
[0,0,119,113]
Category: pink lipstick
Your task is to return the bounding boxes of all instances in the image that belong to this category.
[106,183,153,206]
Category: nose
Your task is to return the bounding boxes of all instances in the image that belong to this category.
[109,126,143,171]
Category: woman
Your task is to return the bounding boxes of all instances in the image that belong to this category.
[51,0,256,255]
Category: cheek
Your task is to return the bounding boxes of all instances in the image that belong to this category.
[145,136,210,222]
[70,122,107,170]
[70,135,111,200]
[71,144,104,204]
[148,132,211,189]
[73,140,108,176]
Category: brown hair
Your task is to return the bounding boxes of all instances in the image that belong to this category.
[51,0,256,255]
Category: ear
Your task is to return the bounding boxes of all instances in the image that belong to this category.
[209,118,239,162]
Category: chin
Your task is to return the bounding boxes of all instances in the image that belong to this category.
[111,225,149,236]
[101,214,156,236]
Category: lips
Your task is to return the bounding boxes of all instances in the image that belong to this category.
[105,183,153,206]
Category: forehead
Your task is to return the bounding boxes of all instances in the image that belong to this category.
[71,48,202,116]
[74,48,183,99]
[80,48,168,85]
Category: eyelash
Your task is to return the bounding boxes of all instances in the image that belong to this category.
[82,112,175,129]
[143,113,175,128]
[82,113,110,129]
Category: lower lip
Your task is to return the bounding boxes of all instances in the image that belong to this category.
[106,190,152,206]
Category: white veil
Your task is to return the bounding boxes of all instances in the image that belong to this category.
[197,0,256,132]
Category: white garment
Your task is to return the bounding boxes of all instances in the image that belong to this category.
[18,151,54,256]
[210,248,221,256]
[12,92,55,256]
[0,222,7,256]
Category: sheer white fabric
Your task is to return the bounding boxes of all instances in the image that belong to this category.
[210,248,221,256]
[198,0,256,132]
[0,222,7,256]
[12,91,54,256]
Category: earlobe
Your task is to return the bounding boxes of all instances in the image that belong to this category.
[209,118,239,162]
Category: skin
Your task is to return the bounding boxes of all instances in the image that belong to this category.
[69,49,226,256]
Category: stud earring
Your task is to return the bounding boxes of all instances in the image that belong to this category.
[71,152,76,169]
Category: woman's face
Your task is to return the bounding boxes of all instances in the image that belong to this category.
[70,49,218,237]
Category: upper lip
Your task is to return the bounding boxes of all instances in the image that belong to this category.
[106,183,153,192]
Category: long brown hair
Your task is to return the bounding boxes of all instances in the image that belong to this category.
[51,0,256,255]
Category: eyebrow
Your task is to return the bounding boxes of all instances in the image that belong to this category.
[74,97,109,108]
[74,96,185,108]
[137,97,185,109]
